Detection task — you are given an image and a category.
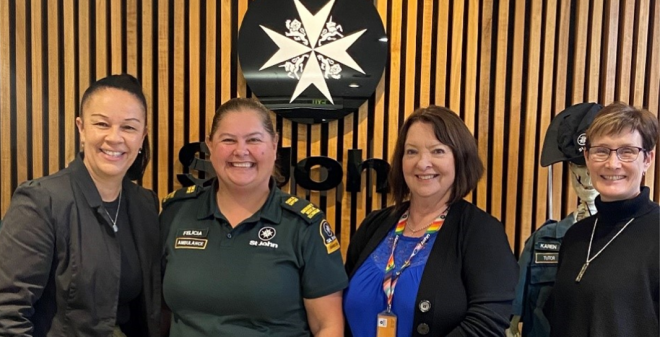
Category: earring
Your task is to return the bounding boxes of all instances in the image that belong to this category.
[138,148,142,154]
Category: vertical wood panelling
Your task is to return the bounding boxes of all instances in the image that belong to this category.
[126,0,138,76]
[309,124,321,211]
[537,0,557,232]
[519,0,542,251]
[648,0,660,200]
[1,0,659,258]
[141,0,155,189]
[434,1,449,106]
[617,0,635,103]
[587,0,604,101]
[79,0,91,103]
[30,0,43,180]
[341,115,354,257]
[476,0,493,211]
[189,0,201,146]
[110,0,122,73]
[63,0,75,165]
[205,0,217,133]
[220,0,231,103]
[46,0,59,176]
[386,0,402,161]
[236,0,248,98]
[172,0,184,191]
[448,1,464,113]
[491,0,510,222]
[553,0,576,221]
[403,0,417,114]
[96,0,108,79]
[15,1,27,185]
[601,0,620,103]
[418,0,433,107]
[504,0,525,249]
[464,0,479,135]
[156,0,169,197]
[631,0,649,107]
[0,0,10,213]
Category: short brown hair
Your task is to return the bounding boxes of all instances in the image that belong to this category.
[388,105,484,211]
[209,98,283,181]
[586,102,659,154]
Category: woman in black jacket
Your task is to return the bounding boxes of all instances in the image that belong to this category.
[0,74,160,337]
[343,105,518,337]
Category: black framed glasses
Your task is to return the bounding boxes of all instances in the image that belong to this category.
[587,146,646,162]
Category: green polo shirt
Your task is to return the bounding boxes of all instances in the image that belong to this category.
[160,182,348,337]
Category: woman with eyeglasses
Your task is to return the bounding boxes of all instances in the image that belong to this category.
[546,102,659,337]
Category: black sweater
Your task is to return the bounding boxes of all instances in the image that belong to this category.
[345,200,518,337]
[548,187,659,337]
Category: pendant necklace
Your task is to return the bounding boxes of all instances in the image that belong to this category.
[575,217,635,282]
[104,190,122,233]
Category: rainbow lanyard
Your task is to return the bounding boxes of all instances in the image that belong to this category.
[382,208,449,312]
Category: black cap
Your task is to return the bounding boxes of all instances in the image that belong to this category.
[540,102,603,167]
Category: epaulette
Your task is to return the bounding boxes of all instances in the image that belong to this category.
[281,195,323,224]
[162,185,203,209]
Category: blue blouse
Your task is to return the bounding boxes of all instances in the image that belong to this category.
[344,227,437,337]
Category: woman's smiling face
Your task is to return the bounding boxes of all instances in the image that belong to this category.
[76,87,146,183]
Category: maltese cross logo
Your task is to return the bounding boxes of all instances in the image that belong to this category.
[258,227,277,241]
[258,0,366,104]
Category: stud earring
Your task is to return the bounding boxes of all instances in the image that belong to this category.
[138,148,142,154]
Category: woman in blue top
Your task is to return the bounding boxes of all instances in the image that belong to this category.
[344,105,518,337]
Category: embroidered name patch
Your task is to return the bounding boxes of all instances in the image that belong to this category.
[535,252,558,264]
[320,220,340,254]
[176,228,209,238]
[174,228,209,249]
[175,238,208,249]
[535,242,560,251]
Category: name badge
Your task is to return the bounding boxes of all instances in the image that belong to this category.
[376,311,397,337]
[535,242,560,251]
[175,238,208,249]
[176,228,209,238]
[174,228,210,249]
[535,252,558,264]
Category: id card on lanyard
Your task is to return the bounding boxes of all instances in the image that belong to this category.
[377,208,449,337]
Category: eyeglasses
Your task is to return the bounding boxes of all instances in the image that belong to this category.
[587,146,646,162]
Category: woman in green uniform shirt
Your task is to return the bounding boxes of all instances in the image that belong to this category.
[160,98,348,336]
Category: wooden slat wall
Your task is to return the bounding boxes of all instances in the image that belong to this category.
[1,0,659,256]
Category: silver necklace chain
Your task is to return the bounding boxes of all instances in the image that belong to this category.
[575,217,635,282]
[104,190,122,233]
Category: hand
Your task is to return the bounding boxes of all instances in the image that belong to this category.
[506,315,521,337]
[505,327,521,337]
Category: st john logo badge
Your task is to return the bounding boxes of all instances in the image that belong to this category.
[238,0,387,123]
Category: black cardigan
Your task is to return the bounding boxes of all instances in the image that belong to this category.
[345,199,518,337]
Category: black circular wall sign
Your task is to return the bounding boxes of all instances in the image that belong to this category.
[238,0,387,124]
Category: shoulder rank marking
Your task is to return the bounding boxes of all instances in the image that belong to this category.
[162,185,203,208]
[281,195,323,224]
